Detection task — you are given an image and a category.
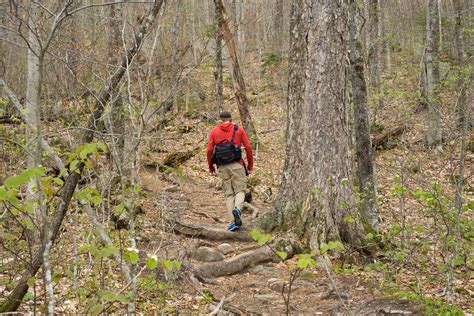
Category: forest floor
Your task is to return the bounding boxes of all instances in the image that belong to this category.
[2,54,472,314]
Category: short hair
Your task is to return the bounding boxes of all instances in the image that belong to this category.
[219,111,232,120]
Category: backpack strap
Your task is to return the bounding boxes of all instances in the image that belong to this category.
[231,124,238,143]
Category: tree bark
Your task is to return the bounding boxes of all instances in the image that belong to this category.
[273,0,284,52]
[453,0,467,129]
[365,0,384,124]
[213,0,257,142]
[0,1,164,311]
[25,4,43,225]
[349,0,379,229]
[214,0,224,115]
[274,0,369,250]
[425,0,442,146]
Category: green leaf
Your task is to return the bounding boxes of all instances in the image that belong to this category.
[53,272,61,283]
[146,257,158,270]
[327,241,344,251]
[249,228,272,245]
[0,187,7,200]
[114,204,125,214]
[391,176,401,183]
[320,242,329,253]
[162,259,173,271]
[22,292,34,302]
[276,251,288,260]
[344,215,355,224]
[173,259,182,270]
[27,277,36,287]
[2,232,16,241]
[90,303,104,315]
[4,167,45,188]
[101,245,118,258]
[70,160,79,172]
[100,291,128,303]
[257,233,272,246]
[97,142,107,153]
[297,255,315,269]
[126,249,139,264]
[249,229,261,241]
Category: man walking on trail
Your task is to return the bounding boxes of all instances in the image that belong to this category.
[207,111,253,231]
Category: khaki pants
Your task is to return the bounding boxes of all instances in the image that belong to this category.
[217,162,247,218]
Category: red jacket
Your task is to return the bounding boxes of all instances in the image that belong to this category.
[207,122,254,173]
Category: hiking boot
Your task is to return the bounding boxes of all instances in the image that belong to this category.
[232,207,242,227]
[227,223,239,231]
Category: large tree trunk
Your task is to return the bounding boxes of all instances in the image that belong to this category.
[0,1,164,311]
[425,0,442,146]
[349,0,379,229]
[274,0,369,250]
[213,0,257,142]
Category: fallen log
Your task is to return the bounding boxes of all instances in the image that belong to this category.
[371,125,406,150]
[159,147,199,172]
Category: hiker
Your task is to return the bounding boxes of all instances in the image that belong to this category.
[207,111,254,231]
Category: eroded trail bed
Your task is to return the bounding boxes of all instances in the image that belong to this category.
[137,168,423,315]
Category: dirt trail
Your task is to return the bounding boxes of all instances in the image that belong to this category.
[138,167,423,315]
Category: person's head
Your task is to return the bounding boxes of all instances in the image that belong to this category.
[219,111,232,122]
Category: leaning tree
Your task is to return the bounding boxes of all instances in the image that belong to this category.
[273,0,373,250]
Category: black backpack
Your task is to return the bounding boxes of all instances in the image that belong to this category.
[212,124,242,164]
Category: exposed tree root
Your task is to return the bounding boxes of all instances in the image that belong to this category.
[169,218,253,242]
[193,244,290,279]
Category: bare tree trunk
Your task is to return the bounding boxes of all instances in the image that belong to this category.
[382,4,392,75]
[273,0,284,52]
[25,5,43,223]
[365,0,384,124]
[108,3,122,63]
[453,0,467,128]
[349,0,379,229]
[274,0,369,250]
[214,0,224,115]
[237,0,245,54]
[425,0,442,146]
[214,0,257,142]
[24,8,56,313]
[0,1,164,311]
